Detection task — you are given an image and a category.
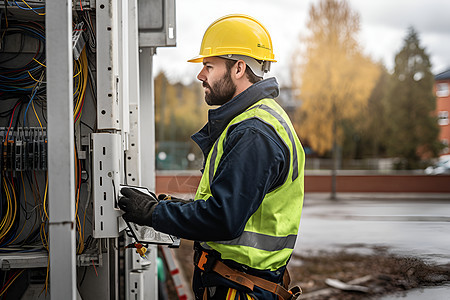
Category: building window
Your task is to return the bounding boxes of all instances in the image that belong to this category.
[436,83,449,97]
[438,111,449,125]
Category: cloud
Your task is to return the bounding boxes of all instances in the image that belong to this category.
[153,0,450,85]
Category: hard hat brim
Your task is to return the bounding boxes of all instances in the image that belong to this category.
[187,54,277,63]
[187,55,205,63]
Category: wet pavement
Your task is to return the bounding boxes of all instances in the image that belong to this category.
[294,193,450,299]
[376,285,450,299]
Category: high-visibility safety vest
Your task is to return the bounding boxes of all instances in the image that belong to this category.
[195,98,305,271]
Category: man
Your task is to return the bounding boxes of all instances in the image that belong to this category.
[119,14,305,300]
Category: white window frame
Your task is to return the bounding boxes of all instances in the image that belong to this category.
[438,111,449,126]
[436,82,450,97]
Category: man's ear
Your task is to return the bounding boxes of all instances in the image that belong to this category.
[234,60,247,79]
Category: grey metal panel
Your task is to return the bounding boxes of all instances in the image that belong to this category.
[0,252,48,270]
[96,0,121,130]
[119,0,130,136]
[129,271,144,300]
[127,104,141,185]
[138,0,163,30]
[138,48,156,190]
[142,246,158,300]
[45,0,77,299]
[77,239,116,300]
[138,0,176,47]
[92,133,122,238]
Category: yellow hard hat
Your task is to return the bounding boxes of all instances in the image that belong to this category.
[188,14,276,63]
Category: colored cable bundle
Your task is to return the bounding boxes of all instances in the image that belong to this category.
[73,48,88,124]
[0,20,46,101]
[0,174,19,245]
[10,1,45,16]
[0,269,25,297]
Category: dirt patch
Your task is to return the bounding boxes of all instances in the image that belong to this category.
[289,247,450,299]
[166,240,450,299]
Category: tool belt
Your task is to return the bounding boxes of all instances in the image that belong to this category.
[194,249,302,300]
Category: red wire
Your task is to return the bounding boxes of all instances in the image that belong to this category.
[0,270,22,295]
[74,93,86,123]
[91,260,98,277]
[79,0,84,11]
[5,102,21,142]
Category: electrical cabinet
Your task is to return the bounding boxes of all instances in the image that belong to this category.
[0,0,176,299]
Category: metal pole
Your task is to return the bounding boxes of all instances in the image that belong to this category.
[331,101,337,200]
[46,0,76,299]
[139,47,158,300]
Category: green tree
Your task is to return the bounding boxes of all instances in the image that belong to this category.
[384,27,441,169]
[343,64,390,159]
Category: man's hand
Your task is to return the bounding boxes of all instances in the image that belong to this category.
[118,188,158,226]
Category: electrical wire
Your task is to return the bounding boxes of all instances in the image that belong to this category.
[0,176,17,242]
[0,13,97,286]
[0,269,25,297]
[73,48,88,123]
[13,1,45,16]
[0,20,46,100]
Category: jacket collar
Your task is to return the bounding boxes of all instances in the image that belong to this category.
[192,77,280,156]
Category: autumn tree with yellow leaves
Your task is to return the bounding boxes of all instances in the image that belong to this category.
[292,0,379,155]
[292,0,380,198]
[154,72,208,169]
[154,72,208,141]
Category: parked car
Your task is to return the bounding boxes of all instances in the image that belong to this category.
[425,155,450,175]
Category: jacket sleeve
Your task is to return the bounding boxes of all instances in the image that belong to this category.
[151,119,290,241]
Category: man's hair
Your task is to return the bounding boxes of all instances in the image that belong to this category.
[224,59,263,84]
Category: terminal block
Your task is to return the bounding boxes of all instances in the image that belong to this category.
[0,127,48,172]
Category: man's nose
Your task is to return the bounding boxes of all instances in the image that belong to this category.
[197,66,207,82]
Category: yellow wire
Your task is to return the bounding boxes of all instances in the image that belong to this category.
[39,256,49,296]
[73,60,82,80]
[74,146,84,254]
[73,50,87,119]
[27,71,41,83]
[43,173,49,222]
[33,57,46,67]
[0,177,15,240]
[0,176,12,238]
[31,101,43,129]
[1,176,16,239]
[38,172,49,251]
[0,270,25,297]
[40,223,48,251]
[21,0,45,16]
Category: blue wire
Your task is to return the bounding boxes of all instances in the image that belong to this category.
[13,1,45,12]
[23,87,38,127]
[14,25,46,40]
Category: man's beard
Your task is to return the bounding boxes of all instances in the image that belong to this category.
[203,69,236,106]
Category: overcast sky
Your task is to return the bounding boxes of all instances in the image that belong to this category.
[152,0,450,86]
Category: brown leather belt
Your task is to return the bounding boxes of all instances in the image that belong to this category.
[194,250,302,300]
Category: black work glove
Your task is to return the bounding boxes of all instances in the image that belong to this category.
[118,187,158,227]
[157,193,193,205]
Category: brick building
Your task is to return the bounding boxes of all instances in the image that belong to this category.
[435,69,450,155]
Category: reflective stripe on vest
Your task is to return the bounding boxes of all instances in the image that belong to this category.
[216,231,297,252]
[195,98,304,271]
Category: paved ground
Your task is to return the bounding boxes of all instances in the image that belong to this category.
[294,193,450,299]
